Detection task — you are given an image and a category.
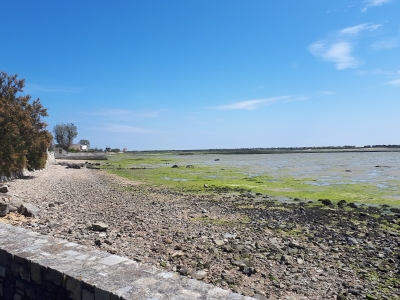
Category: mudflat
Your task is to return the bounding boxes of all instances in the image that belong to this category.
[1,162,399,299]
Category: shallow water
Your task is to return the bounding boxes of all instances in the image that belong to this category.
[166,152,400,193]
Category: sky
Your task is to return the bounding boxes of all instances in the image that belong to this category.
[1,0,399,150]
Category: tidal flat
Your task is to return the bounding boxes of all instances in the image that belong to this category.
[102,151,400,206]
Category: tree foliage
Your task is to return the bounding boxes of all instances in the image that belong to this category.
[53,123,78,151]
[0,71,52,176]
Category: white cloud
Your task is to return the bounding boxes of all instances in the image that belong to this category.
[309,23,381,70]
[309,41,361,70]
[362,0,391,12]
[386,78,400,87]
[339,23,381,36]
[210,96,290,110]
[371,38,399,50]
[90,124,160,134]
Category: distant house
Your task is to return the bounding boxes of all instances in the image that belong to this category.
[123,148,127,152]
[69,144,81,151]
[54,144,87,155]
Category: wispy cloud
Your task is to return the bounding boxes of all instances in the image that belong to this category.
[25,84,80,93]
[89,124,160,134]
[386,78,400,87]
[86,108,163,119]
[371,38,399,50]
[339,23,381,35]
[309,23,381,70]
[309,41,360,70]
[210,96,290,110]
[362,0,391,12]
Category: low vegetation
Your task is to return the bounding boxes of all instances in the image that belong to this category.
[99,153,400,206]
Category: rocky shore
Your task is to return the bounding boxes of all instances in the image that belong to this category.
[1,162,399,299]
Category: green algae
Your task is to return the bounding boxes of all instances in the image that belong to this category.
[100,153,400,206]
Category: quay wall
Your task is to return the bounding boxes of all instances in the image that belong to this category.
[0,223,252,300]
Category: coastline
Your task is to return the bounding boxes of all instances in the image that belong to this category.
[1,163,399,299]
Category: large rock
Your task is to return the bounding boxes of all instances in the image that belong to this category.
[10,198,25,209]
[0,203,9,217]
[0,185,9,193]
[19,203,40,217]
[91,221,109,231]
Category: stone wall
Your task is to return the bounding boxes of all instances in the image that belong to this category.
[0,223,253,300]
[54,152,107,160]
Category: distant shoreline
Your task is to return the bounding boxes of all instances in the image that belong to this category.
[126,147,400,155]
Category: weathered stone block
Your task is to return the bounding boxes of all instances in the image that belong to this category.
[82,289,94,300]
[95,287,111,300]
[65,275,82,300]
[15,280,25,290]
[46,268,64,286]
[19,267,30,282]
[25,285,35,299]
[110,293,121,300]
[0,265,6,277]
[11,262,20,277]
[31,262,43,284]
[0,249,12,267]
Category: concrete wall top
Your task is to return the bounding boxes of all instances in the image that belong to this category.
[0,223,254,300]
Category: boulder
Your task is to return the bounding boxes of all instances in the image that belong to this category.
[10,198,25,209]
[8,205,17,212]
[91,221,109,231]
[0,203,10,217]
[320,199,332,206]
[0,185,9,193]
[19,203,40,217]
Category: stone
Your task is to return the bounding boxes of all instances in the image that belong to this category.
[0,203,9,217]
[177,266,189,275]
[0,185,9,193]
[19,203,40,217]
[213,239,225,247]
[281,255,293,265]
[8,205,17,212]
[320,199,332,206]
[346,237,359,245]
[191,270,207,280]
[221,273,235,284]
[91,221,109,231]
[240,266,256,276]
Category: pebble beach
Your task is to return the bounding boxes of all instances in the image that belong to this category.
[1,162,399,299]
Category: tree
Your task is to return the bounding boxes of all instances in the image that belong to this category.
[79,139,90,148]
[53,123,78,151]
[0,71,52,176]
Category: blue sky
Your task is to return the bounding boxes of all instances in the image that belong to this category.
[1,0,399,150]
